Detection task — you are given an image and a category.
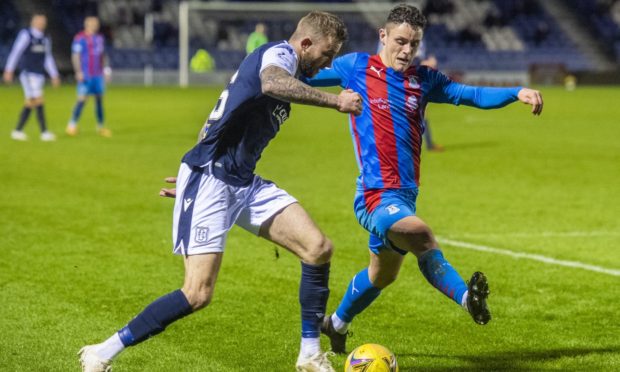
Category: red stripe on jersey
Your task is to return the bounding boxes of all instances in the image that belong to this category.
[86,34,94,76]
[364,189,384,212]
[403,68,423,186]
[367,55,400,188]
[350,113,366,188]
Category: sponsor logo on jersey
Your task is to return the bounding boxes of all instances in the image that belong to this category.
[370,97,390,111]
[370,65,383,77]
[405,95,418,114]
[272,104,289,125]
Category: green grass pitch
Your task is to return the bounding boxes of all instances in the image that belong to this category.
[0,84,619,371]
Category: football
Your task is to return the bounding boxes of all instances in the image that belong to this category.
[345,343,399,372]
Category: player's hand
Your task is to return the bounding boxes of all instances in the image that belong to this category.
[3,71,14,84]
[159,177,177,198]
[75,71,84,82]
[337,89,363,115]
[104,66,112,83]
[517,88,543,116]
[51,77,61,88]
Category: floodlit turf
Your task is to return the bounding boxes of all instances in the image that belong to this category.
[0,84,618,371]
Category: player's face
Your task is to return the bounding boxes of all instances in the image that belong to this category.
[299,37,341,77]
[31,15,47,32]
[85,17,100,34]
[379,23,423,72]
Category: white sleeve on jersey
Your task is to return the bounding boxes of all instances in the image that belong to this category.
[44,39,59,78]
[259,42,298,76]
[4,30,30,72]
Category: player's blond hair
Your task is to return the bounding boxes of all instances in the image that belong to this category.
[292,11,348,45]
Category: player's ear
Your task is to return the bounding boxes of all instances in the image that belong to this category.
[300,37,313,51]
[379,28,387,46]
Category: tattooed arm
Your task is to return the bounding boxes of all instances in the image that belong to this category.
[260,65,361,114]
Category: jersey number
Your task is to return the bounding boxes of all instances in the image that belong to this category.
[208,71,238,121]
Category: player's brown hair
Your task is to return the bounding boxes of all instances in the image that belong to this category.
[294,11,348,45]
[386,4,427,30]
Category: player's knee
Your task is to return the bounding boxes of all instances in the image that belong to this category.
[371,271,399,289]
[302,235,333,265]
[403,224,435,253]
[182,287,214,311]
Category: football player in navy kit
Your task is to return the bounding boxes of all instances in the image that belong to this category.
[79,11,362,372]
[3,13,60,141]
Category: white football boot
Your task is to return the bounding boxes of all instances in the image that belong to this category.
[296,351,336,372]
[40,131,56,141]
[10,130,27,141]
[78,345,112,372]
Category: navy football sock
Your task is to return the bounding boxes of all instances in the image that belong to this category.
[300,262,330,338]
[15,107,31,131]
[35,105,47,132]
[335,267,382,323]
[418,249,468,305]
[95,96,104,125]
[117,289,193,346]
[71,100,85,123]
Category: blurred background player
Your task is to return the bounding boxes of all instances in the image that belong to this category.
[66,16,112,138]
[3,13,60,142]
[246,22,268,55]
[416,39,444,151]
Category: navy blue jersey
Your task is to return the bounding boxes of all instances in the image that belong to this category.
[5,28,58,77]
[182,41,299,186]
[22,29,46,74]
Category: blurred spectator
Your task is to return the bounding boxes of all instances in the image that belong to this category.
[484,9,506,28]
[424,0,454,16]
[190,48,215,72]
[533,20,550,46]
[246,23,268,54]
[458,25,481,44]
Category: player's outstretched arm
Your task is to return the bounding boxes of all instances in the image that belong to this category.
[517,88,543,116]
[260,65,361,115]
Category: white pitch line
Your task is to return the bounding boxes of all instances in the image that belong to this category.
[437,237,620,277]
[455,231,620,239]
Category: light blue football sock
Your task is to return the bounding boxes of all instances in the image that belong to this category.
[335,268,382,323]
[418,248,468,305]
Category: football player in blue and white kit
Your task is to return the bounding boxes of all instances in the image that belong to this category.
[3,13,60,141]
[79,11,362,372]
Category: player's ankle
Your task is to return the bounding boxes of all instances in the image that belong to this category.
[331,313,349,334]
[300,337,321,357]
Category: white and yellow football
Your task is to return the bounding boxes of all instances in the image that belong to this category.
[344,343,399,372]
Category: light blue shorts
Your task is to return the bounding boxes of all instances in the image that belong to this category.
[77,76,105,96]
[354,188,418,255]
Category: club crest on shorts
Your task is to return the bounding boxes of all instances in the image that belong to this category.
[195,226,209,244]
[386,204,400,215]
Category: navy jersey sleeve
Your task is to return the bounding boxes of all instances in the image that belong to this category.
[423,67,521,109]
[305,53,358,88]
